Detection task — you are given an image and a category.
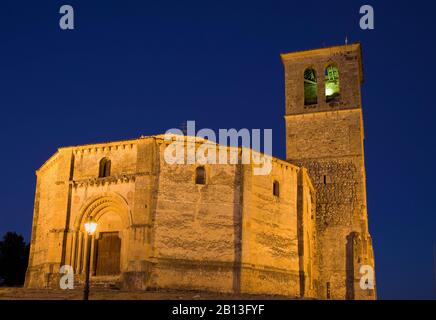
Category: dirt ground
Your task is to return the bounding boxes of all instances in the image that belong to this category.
[0,287,294,300]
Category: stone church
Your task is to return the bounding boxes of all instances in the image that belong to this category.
[25,43,376,300]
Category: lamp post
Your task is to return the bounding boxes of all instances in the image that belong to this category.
[83,217,97,301]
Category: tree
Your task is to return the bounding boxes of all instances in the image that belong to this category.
[0,232,30,286]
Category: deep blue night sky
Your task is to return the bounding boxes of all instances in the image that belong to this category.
[0,0,435,299]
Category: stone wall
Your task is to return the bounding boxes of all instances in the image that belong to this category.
[26,137,317,297]
[282,44,363,116]
[297,168,318,298]
[25,44,375,299]
[149,140,241,293]
[25,148,73,288]
[240,160,301,297]
[282,43,376,300]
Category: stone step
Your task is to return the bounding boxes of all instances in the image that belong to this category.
[74,281,120,290]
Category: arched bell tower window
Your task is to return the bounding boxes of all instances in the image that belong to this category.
[325,64,340,102]
[99,158,111,178]
[195,166,206,185]
[273,180,280,197]
[304,68,318,106]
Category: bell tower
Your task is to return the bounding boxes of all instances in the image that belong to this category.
[281,43,376,300]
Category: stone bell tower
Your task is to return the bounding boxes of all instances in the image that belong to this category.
[281,43,376,300]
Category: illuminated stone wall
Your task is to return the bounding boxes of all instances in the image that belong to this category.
[282,43,376,300]
[25,44,375,300]
[25,137,318,298]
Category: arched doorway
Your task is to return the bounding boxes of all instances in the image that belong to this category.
[72,194,131,279]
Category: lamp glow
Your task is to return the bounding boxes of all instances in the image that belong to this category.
[83,216,97,300]
[84,217,97,235]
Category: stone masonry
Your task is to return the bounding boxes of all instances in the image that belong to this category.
[282,43,376,299]
[25,43,375,300]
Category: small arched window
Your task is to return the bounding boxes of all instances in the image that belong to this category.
[325,64,340,102]
[304,68,318,106]
[99,158,111,178]
[195,166,206,185]
[273,181,280,197]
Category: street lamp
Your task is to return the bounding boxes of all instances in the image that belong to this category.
[83,216,97,300]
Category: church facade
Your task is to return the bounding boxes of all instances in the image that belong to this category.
[25,43,376,300]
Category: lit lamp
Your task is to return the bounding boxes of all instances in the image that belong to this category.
[83,217,97,301]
